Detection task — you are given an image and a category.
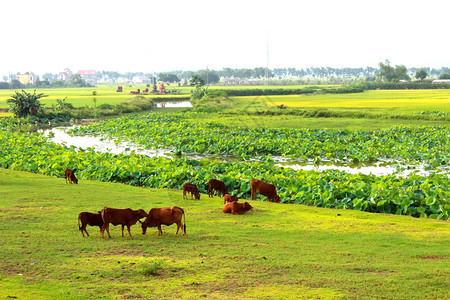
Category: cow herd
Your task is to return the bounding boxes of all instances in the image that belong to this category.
[77,206,186,238]
[67,168,280,238]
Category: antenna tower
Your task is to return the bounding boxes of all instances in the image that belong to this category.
[265,34,269,85]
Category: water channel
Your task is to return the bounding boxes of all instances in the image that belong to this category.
[41,126,443,177]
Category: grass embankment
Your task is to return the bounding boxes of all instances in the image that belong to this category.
[199,89,450,129]
[1,169,449,299]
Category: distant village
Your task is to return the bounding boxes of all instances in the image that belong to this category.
[7,69,99,86]
[2,66,450,88]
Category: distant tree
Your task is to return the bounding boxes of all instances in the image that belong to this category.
[10,79,23,89]
[101,70,121,82]
[0,82,10,89]
[189,75,207,99]
[394,65,409,81]
[415,68,428,81]
[7,90,47,118]
[179,71,195,80]
[438,73,450,79]
[377,60,409,82]
[2,76,8,82]
[34,80,51,88]
[189,75,205,87]
[158,72,180,83]
[51,80,66,88]
[196,69,220,84]
[42,73,57,82]
[69,74,89,87]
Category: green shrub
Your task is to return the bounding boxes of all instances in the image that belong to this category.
[98,103,115,110]
[142,260,164,276]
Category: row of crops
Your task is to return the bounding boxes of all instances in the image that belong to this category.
[69,113,449,168]
[1,117,449,220]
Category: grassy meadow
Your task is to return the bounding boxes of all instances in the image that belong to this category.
[0,85,189,109]
[1,85,449,299]
[1,169,449,299]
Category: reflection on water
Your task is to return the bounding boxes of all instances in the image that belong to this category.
[42,127,172,158]
[42,127,441,177]
[155,101,192,108]
[276,162,428,177]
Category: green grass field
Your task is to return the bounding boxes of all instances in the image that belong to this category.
[1,169,449,299]
[0,85,189,109]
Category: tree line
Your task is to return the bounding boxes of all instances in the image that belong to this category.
[0,74,91,90]
[95,66,450,83]
[2,64,449,89]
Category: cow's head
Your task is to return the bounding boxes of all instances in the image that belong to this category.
[134,209,148,219]
[141,220,148,235]
[273,195,280,203]
[243,201,253,211]
[194,191,201,200]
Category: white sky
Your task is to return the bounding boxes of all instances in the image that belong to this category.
[1,0,449,76]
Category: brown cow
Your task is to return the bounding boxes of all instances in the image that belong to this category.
[100,207,148,238]
[250,179,280,203]
[223,194,239,204]
[141,206,186,236]
[78,211,103,237]
[183,183,200,200]
[223,201,253,215]
[208,179,228,198]
[65,168,78,184]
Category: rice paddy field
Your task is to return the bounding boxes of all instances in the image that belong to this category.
[232,89,450,114]
[1,86,449,117]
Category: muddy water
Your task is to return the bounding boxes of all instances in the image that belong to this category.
[42,127,437,177]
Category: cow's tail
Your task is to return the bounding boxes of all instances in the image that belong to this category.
[77,215,81,231]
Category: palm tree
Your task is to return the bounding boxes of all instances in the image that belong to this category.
[7,90,47,118]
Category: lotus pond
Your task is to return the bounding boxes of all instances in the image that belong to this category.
[42,126,444,177]
[1,115,448,220]
[68,113,449,171]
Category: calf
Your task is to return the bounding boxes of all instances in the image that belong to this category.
[223,201,253,215]
[141,206,186,236]
[183,183,200,200]
[223,194,239,204]
[208,179,228,198]
[100,207,148,238]
[65,168,78,184]
[250,179,280,203]
[78,211,103,237]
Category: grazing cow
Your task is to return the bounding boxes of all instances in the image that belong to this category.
[65,168,78,184]
[183,183,200,200]
[78,211,103,237]
[100,207,148,238]
[223,201,253,215]
[223,194,239,204]
[250,179,280,203]
[208,179,229,198]
[141,206,186,236]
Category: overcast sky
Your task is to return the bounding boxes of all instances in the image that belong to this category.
[1,0,449,76]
